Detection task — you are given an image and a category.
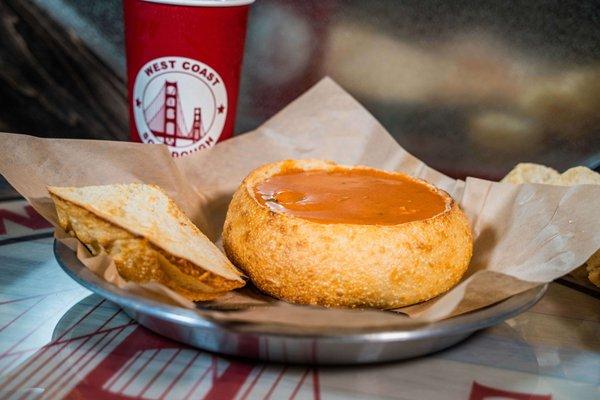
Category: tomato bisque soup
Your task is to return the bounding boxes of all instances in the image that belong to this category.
[254,168,449,225]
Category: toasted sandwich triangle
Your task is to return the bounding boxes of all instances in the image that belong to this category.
[48,183,243,282]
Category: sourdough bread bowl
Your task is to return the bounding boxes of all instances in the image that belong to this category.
[223,160,473,308]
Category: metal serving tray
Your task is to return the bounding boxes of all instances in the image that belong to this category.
[54,240,547,365]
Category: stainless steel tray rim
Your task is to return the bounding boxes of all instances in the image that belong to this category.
[54,240,547,342]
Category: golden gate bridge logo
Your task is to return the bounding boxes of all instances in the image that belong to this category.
[133,56,227,157]
[143,80,206,146]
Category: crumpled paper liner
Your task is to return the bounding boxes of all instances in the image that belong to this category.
[0,78,598,330]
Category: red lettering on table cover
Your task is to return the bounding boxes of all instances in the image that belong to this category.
[0,205,51,235]
[469,381,552,400]
[65,327,255,400]
[65,326,321,400]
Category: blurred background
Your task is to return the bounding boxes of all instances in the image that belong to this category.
[1,0,599,181]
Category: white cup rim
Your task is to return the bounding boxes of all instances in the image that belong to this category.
[143,0,255,7]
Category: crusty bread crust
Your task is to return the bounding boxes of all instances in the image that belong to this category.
[48,184,243,282]
[49,184,244,301]
[223,160,473,308]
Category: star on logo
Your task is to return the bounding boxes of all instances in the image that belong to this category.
[135,98,142,107]
[217,104,225,114]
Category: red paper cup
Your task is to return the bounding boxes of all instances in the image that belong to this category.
[124,0,254,157]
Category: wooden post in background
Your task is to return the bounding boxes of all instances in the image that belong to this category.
[0,0,128,140]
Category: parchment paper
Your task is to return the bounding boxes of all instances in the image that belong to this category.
[1,78,598,330]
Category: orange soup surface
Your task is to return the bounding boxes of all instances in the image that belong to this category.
[254,168,448,225]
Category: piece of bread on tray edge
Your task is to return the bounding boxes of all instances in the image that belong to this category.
[48,183,244,301]
[502,163,600,288]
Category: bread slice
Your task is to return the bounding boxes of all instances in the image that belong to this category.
[501,163,560,184]
[49,184,244,301]
[554,166,600,186]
